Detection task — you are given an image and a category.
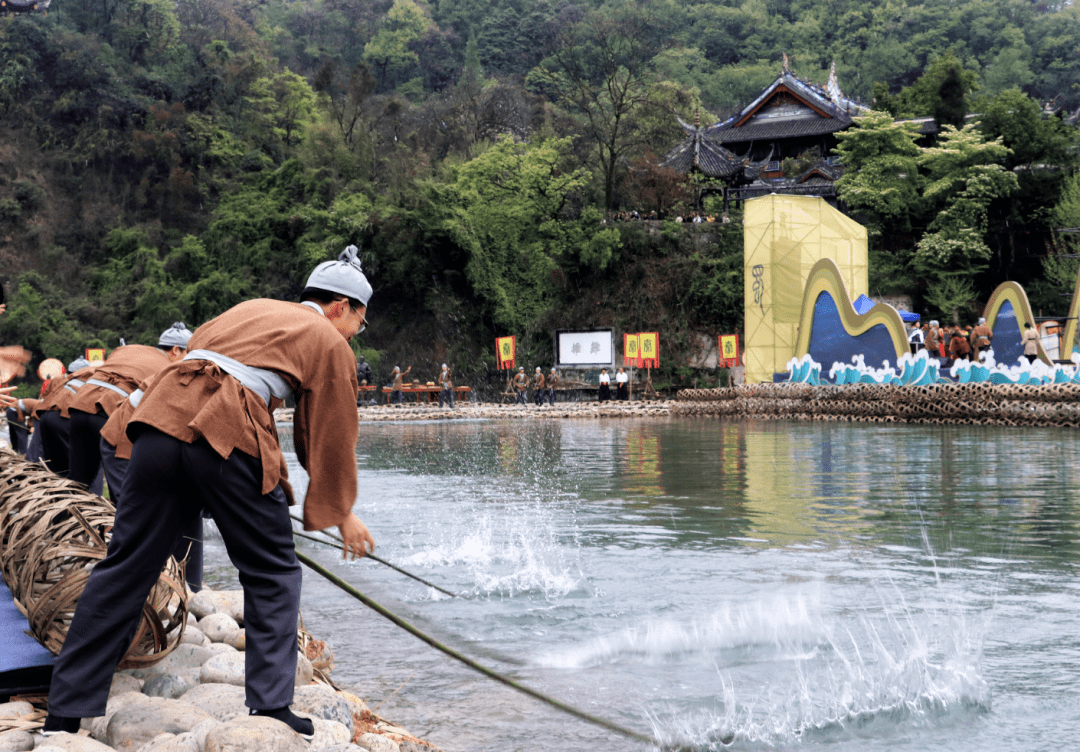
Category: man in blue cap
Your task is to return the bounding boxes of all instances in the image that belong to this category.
[43,247,375,741]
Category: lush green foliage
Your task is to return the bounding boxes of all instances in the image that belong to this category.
[0,0,1078,388]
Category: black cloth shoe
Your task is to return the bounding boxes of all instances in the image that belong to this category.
[40,713,81,736]
[249,707,315,740]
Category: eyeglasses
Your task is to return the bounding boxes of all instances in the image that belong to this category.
[352,305,369,334]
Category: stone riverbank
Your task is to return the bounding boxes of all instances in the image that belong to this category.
[277,400,676,423]
[0,588,440,752]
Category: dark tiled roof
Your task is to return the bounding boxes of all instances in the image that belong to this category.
[730,181,838,200]
[797,161,843,182]
[661,120,744,178]
[709,116,850,144]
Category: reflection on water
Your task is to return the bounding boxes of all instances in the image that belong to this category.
[261,420,1080,751]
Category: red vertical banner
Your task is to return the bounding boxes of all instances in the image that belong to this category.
[496,336,516,370]
[639,332,658,368]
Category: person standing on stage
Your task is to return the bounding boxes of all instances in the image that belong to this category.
[42,246,375,741]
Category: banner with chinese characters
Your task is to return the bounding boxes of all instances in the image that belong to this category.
[495,336,516,370]
[639,332,659,368]
[623,333,640,367]
[719,334,739,368]
[85,348,106,365]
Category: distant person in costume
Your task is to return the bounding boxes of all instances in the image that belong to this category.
[513,366,528,404]
[438,364,454,408]
[532,367,545,406]
[43,245,375,741]
[389,366,410,404]
[949,326,971,362]
[547,368,558,405]
[970,318,993,361]
[1022,322,1040,364]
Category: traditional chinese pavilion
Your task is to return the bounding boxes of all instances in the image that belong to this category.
[662,62,869,205]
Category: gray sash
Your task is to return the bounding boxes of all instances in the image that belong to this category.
[86,378,130,399]
[183,350,291,406]
[63,378,87,395]
[129,389,144,408]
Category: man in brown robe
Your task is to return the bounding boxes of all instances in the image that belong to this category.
[389,365,411,404]
[43,247,375,741]
[970,317,993,362]
[547,368,558,405]
[513,366,528,404]
[532,367,545,405]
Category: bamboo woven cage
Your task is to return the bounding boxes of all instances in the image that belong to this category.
[0,450,187,668]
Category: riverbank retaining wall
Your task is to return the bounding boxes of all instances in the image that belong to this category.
[673,383,1080,427]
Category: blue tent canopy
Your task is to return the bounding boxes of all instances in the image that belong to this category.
[853,294,875,315]
[897,310,920,322]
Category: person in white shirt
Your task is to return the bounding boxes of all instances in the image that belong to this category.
[616,367,629,400]
[598,368,611,402]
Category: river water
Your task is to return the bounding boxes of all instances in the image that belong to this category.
[202,419,1080,751]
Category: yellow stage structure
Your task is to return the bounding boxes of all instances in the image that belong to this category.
[743,195,868,384]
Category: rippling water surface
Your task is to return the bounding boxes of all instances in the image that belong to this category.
[203,419,1080,751]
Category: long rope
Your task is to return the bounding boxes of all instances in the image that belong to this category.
[289,514,461,598]
[295,550,656,747]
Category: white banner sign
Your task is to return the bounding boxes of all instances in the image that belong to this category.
[557,330,613,367]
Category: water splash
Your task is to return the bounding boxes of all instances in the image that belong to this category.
[537,593,827,669]
[647,582,990,750]
[400,512,586,599]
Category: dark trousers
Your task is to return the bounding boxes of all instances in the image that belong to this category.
[26,418,43,462]
[516,390,526,404]
[99,436,204,592]
[438,388,454,408]
[48,429,301,718]
[39,410,71,477]
[598,384,611,402]
[534,388,543,405]
[391,390,403,404]
[6,407,28,454]
[547,388,556,406]
[617,383,629,401]
[68,409,109,487]
[39,409,105,494]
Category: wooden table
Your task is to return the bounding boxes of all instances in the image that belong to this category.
[381,385,472,404]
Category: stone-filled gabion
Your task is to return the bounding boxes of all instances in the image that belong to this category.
[673,382,1080,427]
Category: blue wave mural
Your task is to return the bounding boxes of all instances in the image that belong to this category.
[808,291,902,374]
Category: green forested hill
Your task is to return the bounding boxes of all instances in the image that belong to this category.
[0,0,1077,393]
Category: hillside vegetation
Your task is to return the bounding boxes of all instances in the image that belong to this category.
[0,0,1078,392]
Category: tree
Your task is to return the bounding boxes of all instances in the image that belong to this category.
[362,0,430,92]
[914,124,1018,284]
[528,5,660,212]
[833,110,923,233]
[895,52,979,127]
[430,136,620,331]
